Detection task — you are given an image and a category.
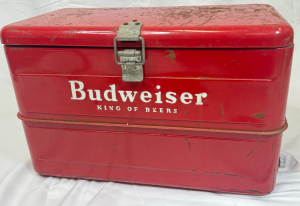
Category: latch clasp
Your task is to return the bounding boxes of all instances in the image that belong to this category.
[118,49,143,82]
[114,20,145,82]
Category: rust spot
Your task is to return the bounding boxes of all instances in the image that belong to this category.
[230,188,239,191]
[224,174,245,177]
[184,138,188,141]
[271,12,281,18]
[221,103,224,117]
[177,10,193,19]
[76,175,102,179]
[184,110,188,113]
[51,35,56,42]
[251,112,265,119]
[246,140,263,157]
[196,16,212,26]
[165,50,176,63]
[110,26,118,33]
[267,91,272,94]
[192,169,197,172]
[7,28,32,35]
[10,47,24,51]
[108,177,124,181]
[188,142,191,151]
[178,19,192,27]
[66,29,77,37]
[282,85,285,88]
[246,190,262,193]
[272,143,274,151]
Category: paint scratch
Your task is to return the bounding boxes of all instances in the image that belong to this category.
[246,141,263,157]
[221,103,224,117]
[196,16,213,26]
[51,35,56,42]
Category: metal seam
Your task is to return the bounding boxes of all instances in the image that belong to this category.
[17,113,288,136]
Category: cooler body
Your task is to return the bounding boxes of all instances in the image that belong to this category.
[1,4,294,195]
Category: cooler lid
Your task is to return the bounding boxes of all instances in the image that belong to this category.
[1,4,293,48]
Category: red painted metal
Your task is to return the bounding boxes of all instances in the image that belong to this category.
[0,5,293,48]
[4,46,293,131]
[1,4,294,195]
[21,116,284,195]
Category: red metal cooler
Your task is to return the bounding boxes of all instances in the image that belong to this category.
[1,4,294,195]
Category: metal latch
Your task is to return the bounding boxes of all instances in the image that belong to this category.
[114,20,145,82]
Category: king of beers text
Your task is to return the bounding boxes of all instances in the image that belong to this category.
[69,80,207,113]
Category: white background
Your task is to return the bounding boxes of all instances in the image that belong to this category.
[0,0,299,205]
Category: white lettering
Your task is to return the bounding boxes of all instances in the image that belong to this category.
[116,106,121,111]
[173,109,177,113]
[104,84,118,102]
[166,92,176,104]
[69,81,208,107]
[97,105,102,110]
[118,91,138,102]
[195,93,207,105]
[155,85,162,103]
[155,92,162,103]
[69,80,86,100]
[140,91,152,103]
[87,89,102,101]
[127,107,132,111]
[180,92,193,104]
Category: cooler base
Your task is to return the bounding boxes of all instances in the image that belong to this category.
[21,117,284,195]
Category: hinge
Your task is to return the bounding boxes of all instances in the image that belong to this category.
[114,20,145,82]
[278,156,285,168]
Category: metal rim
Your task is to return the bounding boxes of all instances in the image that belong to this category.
[17,113,288,136]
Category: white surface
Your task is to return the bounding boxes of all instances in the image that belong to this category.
[0,0,299,205]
